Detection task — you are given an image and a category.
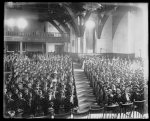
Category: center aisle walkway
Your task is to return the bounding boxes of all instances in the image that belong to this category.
[73,62,97,113]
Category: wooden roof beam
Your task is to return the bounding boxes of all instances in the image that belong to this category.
[48,20,64,34]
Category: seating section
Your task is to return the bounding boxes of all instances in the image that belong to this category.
[4,53,78,118]
[4,53,148,119]
[82,55,148,119]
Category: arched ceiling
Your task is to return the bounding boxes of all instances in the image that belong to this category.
[5,2,140,36]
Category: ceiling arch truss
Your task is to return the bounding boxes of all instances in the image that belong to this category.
[62,4,80,37]
[48,20,64,35]
[55,19,70,34]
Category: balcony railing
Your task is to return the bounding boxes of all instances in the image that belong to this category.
[4,31,70,42]
[4,31,69,38]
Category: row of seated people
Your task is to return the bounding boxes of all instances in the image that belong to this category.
[82,56,148,110]
[4,52,59,72]
[4,53,78,118]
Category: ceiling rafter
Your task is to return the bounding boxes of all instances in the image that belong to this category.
[48,20,64,34]
[62,4,80,36]
[56,19,70,33]
[6,2,135,39]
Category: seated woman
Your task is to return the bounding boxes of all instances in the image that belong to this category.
[35,90,45,116]
[12,87,19,100]
[5,92,15,112]
[114,88,123,105]
[121,87,132,104]
[15,92,27,116]
[131,86,144,102]
[107,89,117,106]
[22,88,32,116]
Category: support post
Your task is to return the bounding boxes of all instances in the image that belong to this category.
[46,42,48,54]
[20,42,23,54]
[93,28,96,53]
[78,37,80,53]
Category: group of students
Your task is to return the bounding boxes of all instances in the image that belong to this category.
[4,53,16,72]
[4,53,78,117]
[82,55,147,107]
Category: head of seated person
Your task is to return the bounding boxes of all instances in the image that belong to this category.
[27,82,32,89]
[18,92,23,99]
[18,82,24,89]
[38,90,44,97]
[12,87,18,94]
[116,88,121,96]
[7,92,13,99]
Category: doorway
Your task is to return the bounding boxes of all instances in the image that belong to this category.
[55,45,64,55]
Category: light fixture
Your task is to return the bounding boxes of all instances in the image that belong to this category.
[5,18,15,27]
[6,2,14,8]
[85,20,95,29]
[16,18,28,29]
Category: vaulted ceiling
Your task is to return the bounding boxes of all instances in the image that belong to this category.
[5,2,140,36]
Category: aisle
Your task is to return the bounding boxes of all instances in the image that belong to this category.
[73,62,97,113]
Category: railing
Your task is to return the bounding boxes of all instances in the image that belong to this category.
[4,31,69,38]
[4,31,70,42]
